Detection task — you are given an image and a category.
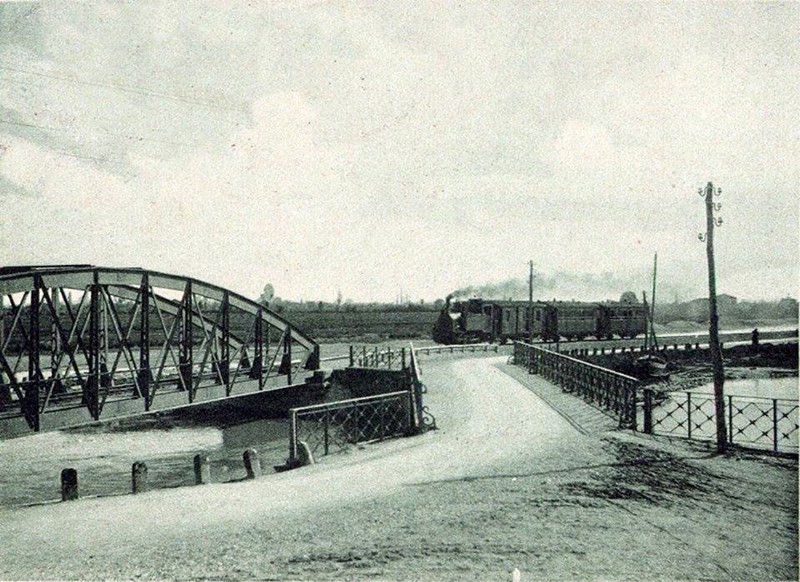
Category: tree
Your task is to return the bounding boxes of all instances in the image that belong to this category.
[620,291,638,304]
[258,283,275,306]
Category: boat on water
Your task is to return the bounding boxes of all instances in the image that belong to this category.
[636,353,669,378]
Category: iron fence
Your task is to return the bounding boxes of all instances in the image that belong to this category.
[643,389,799,453]
[414,343,501,356]
[409,342,436,431]
[351,345,407,370]
[513,341,639,428]
[288,390,413,462]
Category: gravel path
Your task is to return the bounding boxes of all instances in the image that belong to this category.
[0,356,796,581]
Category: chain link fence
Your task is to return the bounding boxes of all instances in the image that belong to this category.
[288,390,413,462]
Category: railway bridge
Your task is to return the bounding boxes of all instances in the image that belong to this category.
[0,265,320,437]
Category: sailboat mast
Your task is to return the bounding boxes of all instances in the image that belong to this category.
[650,252,658,349]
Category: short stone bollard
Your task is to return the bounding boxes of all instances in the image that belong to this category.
[61,468,79,501]
[194,453,211,485]
[297,441,315,466]
[132,461,148,494]
[243,448,262,479]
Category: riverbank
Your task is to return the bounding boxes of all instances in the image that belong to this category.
[0,357,796,580]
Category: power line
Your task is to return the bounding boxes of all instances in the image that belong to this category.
[0,62,248,116]
[0,117,197,148]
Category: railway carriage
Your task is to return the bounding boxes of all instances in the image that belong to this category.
[432,295,647,344]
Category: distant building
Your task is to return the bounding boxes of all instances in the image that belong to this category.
[686,298,708,321]
[685,294,738,321]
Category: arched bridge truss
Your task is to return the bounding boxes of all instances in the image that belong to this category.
[0,266,320,433]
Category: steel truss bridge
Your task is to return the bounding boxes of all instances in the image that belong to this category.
[0,265,320,436]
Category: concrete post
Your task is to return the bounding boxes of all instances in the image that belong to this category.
[61,468,78,501]
[643,390,653,434]
[132,461,148,494]
[194,453,211,485]
[297,441,315,466]
[243,449,262,479]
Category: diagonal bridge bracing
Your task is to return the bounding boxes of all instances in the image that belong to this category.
[0,265,320,435]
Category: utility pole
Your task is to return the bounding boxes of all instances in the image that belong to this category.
[649,252,659,351]
[698,181,726,453]
[528,260,534,341]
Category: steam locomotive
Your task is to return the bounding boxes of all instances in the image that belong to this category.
[432,296,648,344]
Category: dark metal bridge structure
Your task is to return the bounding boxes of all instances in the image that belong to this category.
[0,265,320,437]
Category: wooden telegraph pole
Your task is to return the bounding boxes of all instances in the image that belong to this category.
[699,181,726,453]
[528,260,534,341]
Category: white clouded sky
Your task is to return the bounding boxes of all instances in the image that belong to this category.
[0,1,797,302]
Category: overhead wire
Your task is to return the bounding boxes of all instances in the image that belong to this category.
[0,62,248,117]
[0,117,198,149]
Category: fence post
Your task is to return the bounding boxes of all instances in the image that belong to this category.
[406,390,414,432]
[380,398,386,439]
[401,347,406,370]
[687,392,692,440]
[351,400,359,442]
[132,461,148,494]
[728,395,734,446]
[773,399,779,453]
[349,345,354,367]
[61,468,78,501]
[194,454,211,485]
[643,389,653,434]
[243,449,262,479]
[324,408,330,455]
[289,410,298,463]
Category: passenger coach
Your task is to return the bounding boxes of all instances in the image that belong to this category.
[432,296,647,344]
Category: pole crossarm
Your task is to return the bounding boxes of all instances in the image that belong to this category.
[0,265,320,433]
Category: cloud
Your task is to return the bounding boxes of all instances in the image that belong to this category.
[0,2,797,303]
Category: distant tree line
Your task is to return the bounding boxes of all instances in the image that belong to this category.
[266,298,444,314]
[654,296,798,324]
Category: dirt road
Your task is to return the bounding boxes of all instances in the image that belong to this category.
[0,357,796,580]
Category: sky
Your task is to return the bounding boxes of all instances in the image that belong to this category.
[0,1,797,303]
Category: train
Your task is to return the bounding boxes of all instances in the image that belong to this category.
[432,295,648,344]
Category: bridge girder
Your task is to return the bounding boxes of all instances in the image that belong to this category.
[0,266,320,433]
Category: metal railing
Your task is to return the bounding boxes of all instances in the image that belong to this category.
[414,343,501,356]
[288,391,413,463]
[319,342,503,371]
[409,342,436,431]
[287,342,436,464]
[513,341,639,428]
[515,340,798,455]
[643,389,799,454]
[350,345,407,370]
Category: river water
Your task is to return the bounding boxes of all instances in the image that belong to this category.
[689,377,798,401]
[0,340,431,509]
[0,412,291,508]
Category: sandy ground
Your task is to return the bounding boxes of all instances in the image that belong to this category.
[0,356,796,581]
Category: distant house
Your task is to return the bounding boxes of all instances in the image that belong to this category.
[685,294,738,321]
[686,298,708,321]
